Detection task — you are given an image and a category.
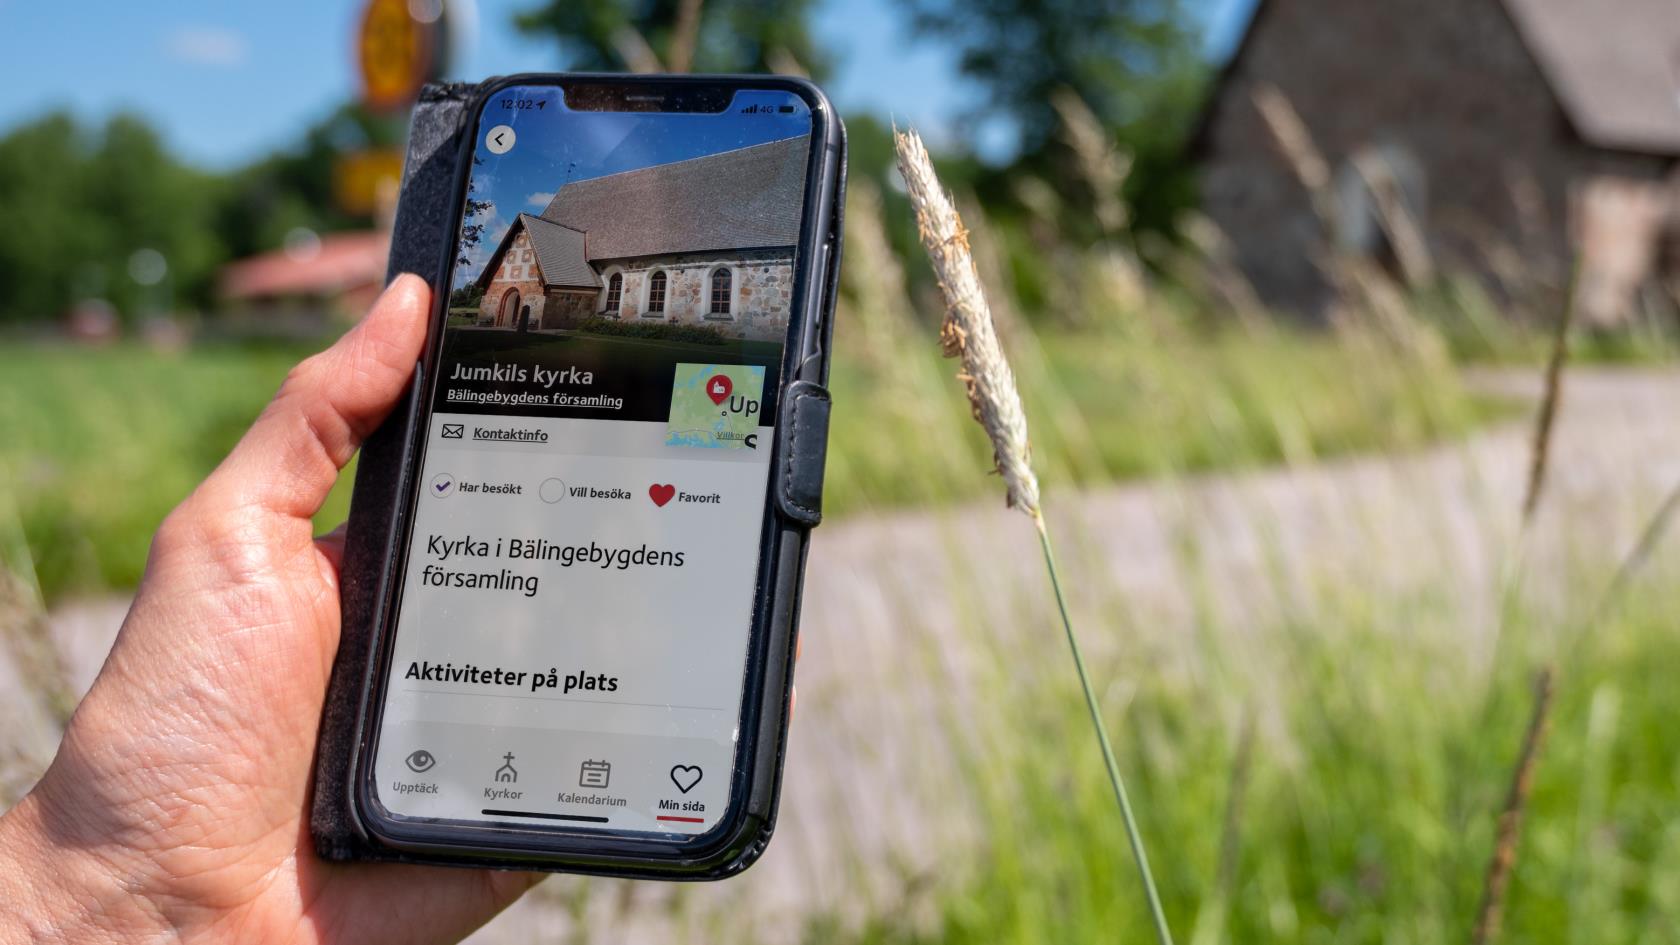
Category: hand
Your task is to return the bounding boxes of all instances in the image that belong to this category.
[0,275,540,944]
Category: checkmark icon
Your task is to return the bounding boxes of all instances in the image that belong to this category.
[430,473,455,498]
[442,423,464,439]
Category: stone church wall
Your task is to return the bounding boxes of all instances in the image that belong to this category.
[602,247,795,342]
[475,234,797,341]
[477,229,547,328]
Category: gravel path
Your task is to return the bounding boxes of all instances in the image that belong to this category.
[11,367,1680,942]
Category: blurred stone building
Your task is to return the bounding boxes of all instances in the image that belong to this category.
[1193,0,1680,323]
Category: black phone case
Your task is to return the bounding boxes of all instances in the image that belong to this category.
[309,78,846,879]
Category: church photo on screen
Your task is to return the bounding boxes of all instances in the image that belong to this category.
[471,135,808,344]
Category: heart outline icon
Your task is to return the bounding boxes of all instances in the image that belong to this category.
[648,483,676,507]
[670,765,703,794]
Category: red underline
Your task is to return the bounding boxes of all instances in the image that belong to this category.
[657,815,704,823]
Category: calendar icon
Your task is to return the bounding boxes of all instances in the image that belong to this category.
[578,759,611,789]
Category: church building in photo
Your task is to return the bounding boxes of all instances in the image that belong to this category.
[474,134,808,342]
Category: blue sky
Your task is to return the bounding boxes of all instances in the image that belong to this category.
[455,85,812,285]
[0,0,1257,169]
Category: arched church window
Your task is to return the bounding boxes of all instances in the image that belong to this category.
[603,272,623,315]
[646,270,667,315]
[710,268,732,316]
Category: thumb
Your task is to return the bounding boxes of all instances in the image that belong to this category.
[197,274,430,523]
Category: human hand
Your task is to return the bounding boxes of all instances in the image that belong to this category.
[0,275,541,944]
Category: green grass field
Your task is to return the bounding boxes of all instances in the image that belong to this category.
[0,320,1502,603]
[0,343,357,599]
[825,318,1509,515]
[802,582,1680,945]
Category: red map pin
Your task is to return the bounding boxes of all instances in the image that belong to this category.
[706,374,732,405]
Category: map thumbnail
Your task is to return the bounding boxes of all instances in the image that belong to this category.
[666,363,767,449]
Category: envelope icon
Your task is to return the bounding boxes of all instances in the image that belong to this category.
[442,423,464,439]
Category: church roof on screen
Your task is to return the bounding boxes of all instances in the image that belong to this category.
[516,214,599,289]
[540,134,810,260]
[475,134,809,292]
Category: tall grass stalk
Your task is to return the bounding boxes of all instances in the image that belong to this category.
[1521,262,1581,525]
[1250,83,1336,237]
[1471,666,1555,945]
[1035,516,1173,945]
[0,501,74,732]
[894,126,1177,945]
[1593,478,1680,620]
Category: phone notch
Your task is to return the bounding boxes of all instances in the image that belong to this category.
[560,81,733,113]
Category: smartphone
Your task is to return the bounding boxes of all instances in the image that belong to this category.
[347,74,843,878]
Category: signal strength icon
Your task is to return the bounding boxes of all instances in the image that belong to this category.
[740,104,761,114]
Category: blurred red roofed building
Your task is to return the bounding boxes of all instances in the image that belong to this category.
[218,230,390,336]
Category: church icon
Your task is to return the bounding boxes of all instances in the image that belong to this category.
[494,752,518,783]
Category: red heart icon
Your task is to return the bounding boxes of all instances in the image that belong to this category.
[706,374,732,405]
[649,483,675,507]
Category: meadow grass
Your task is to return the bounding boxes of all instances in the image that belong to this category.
[796,578,1680,945]
[791,120,1680,945]
[0,342,355,599]
[0,315,1500,602]
[0,272,1672,945]
[825,325,1505,518]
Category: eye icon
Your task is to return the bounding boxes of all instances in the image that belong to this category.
[405,749,437,773]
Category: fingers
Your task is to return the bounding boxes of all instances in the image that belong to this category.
[202,275,430,523]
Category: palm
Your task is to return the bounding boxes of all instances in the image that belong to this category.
[22,277,537,944]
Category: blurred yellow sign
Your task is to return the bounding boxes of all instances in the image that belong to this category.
[358,0,434,112]
[335,148,405,217]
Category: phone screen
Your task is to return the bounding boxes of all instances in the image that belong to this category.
[368,82,815,838]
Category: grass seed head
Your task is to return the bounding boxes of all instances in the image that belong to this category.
[893,127,1041,516]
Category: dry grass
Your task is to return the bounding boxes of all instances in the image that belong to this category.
[1522,264,1581,525]
[1472,667,1556,945]
[897,124,1175,945]
[894,127,1040,515]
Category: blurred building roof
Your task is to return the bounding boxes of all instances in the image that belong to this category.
[220,231,390,301]
[1199,0,1680,158]
[1505,0,1680,154]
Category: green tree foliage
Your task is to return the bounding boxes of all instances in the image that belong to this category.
[903,0,1207,237]
[514,0,830,78]
[0,112,224,323]
[0,103,407,326]
[904,0,1200,152]
[448,283,485,310]
[457,157,494,271]
[216,103,406,263]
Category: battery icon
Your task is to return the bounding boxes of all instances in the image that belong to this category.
[777,104,795,114]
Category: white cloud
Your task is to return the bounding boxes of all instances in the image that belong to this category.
[163,26,248,68]
[526,191,555,207]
